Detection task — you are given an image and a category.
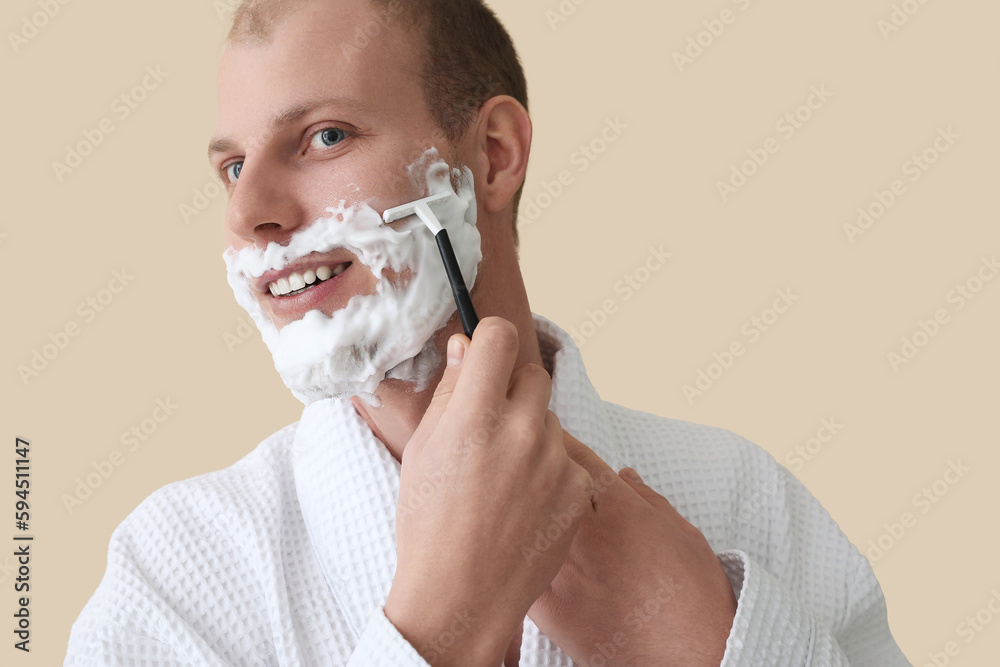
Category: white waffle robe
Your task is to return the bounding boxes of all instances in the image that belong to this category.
[66,314,910,666]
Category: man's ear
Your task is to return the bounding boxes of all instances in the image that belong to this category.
[472,95,532,214]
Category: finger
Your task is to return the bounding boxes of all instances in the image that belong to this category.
[451,316,522,408]
[505,362,553,418]
[560,429,622,500]
[563,429,618,486]
[542,412,597,508]
[424,332,471,419]
[619,467,684,516]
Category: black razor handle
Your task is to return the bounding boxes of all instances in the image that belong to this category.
[435,229,479,339]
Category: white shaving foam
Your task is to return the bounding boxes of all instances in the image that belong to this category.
[222,148,481,406]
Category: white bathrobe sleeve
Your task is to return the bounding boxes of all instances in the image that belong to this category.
[716,550,909,665]
[346,606,433,666]
[707,437,911,666]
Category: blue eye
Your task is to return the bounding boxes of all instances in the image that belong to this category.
[309,127,347,150]
[225,161,243,184]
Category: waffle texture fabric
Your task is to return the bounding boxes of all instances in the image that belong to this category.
[66,313,909,666]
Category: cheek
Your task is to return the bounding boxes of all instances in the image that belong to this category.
[367,178,425,215]
[298,174,400,217]
[292,178,359,214]
[382,265,415,289]
[365,147,450,210]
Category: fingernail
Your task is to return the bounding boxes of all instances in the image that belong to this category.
[622,467,643,484]
[447,336,466,367]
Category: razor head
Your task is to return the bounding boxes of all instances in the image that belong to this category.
[382,190,452,224]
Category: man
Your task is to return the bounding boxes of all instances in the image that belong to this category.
[67,0,910,665]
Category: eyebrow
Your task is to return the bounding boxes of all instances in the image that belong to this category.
[207,96,373,160]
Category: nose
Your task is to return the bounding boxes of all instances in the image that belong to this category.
[225,156,309,246]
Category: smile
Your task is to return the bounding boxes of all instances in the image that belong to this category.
[267,262,351,297]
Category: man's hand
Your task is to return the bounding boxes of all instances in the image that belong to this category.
[528,431,738,665]
[384,317,594,667]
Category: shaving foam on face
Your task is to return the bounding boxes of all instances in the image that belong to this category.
[222,148,481,406]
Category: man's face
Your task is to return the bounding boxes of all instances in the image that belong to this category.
[210,0,455,331]
[209,0,487,405]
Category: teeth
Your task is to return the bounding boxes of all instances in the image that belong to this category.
[267,263,349,297]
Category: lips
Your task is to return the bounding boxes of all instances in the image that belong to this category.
[263,260,357,321]
[246,250,361,323]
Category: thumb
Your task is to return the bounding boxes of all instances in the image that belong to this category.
[428,333,469,411]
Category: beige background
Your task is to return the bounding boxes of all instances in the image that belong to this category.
[3,0,997,664]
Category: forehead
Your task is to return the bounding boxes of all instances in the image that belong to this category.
[215,0,422,138]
